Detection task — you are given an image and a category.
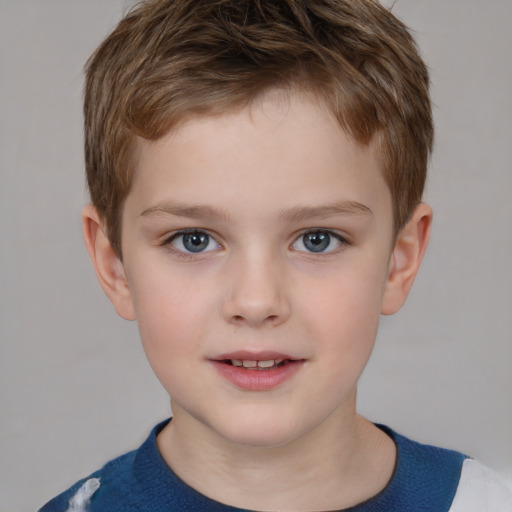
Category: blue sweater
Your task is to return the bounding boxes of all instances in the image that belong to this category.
[39,419,467,512]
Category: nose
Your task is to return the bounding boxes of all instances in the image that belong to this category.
[221,251,291,328]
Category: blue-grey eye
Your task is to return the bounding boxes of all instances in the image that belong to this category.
[292,230,343,253]
[171,231,218,253]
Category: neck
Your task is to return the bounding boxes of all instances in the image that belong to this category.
[157,393,396,511]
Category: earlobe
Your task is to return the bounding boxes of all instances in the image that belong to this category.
[381,203,433,315]
[82,204,136,320]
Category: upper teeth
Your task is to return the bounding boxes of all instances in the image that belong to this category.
[231,359,283,368]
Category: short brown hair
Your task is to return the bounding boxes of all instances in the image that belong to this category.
[84,0,433,257]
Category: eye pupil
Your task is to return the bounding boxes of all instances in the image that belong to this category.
[303,232,330,252]
[183,232,209,252]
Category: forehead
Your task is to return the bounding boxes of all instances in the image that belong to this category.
[127,91,391,223]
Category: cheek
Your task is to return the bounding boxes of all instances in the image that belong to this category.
[129,271,215,380]
[303,261,385,326]
[298,262,386,366]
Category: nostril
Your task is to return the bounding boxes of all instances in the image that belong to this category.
[231,313,280,324]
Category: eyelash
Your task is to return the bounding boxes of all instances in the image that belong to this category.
[161,228,350,257]
[162,229,221,259]
[292,229,349,255]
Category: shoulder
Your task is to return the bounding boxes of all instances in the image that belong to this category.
[378,425,512,512]
[448,459,512,512]
[38,449,140,512]
[38,419,172,512]
[368,425,467,511]
[380,425,467,490]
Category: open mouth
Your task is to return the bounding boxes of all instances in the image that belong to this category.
[221,358,292,370]
[211,355,304,390]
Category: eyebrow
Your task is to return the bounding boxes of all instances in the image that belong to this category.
[140,200,372,222]
[140,203,230,221]
[278,201,373,222]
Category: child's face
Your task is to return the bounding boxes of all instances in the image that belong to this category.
[118,91,398,447]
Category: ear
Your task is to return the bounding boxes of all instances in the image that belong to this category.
[82,204,136,320]
[381,203,433,315]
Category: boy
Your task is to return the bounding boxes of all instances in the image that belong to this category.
[40,0,511,510]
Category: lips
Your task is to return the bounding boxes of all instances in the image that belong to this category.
[211,351,304,390]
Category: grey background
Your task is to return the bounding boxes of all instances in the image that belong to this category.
[1,1,511,510]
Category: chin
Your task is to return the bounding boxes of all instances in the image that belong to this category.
[210,412,307,449]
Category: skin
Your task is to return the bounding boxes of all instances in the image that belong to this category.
[83,90,432,511]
